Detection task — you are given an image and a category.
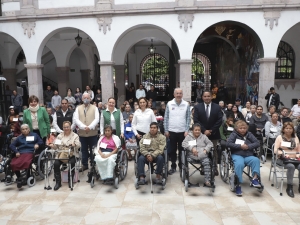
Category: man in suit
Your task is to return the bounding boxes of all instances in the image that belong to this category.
[194,91,223,175]
[265,87,280,110]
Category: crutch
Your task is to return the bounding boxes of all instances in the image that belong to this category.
[44,148,52,190]
[68,148,74,191]
[149,161,153,194]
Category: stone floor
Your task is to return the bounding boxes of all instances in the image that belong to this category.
[0,157,300,225]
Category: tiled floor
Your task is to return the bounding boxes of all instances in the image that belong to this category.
[0,157,300,225]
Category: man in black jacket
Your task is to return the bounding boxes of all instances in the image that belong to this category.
[147,85,158,108]
[52,99,75,133]
[193,91,223,175]
[265,87,280,110]
[44,85,53,108]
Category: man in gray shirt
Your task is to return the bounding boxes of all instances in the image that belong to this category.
[51,90,61,110]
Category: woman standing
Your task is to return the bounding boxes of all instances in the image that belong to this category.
[100,97,124,138]
[74,87,82,106]
[274,122,300,198]
[132,97,157,145]
[23,95,50,143]
[65,88,76,109]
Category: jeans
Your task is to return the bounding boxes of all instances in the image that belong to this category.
[231,154,260,183]
[138,154,164,177]
[79,136,98,168]
[169,131,184,170]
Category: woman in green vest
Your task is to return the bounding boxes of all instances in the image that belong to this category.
[23,95,50,143]
[100,97,124,138]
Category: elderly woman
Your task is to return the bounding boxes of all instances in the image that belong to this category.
[182,123,213,186]
[100,97,124,138]
[23,95,50,143]
[264,113,282,148]
[274,122,300,198]
[227,120,261,196]
[49,121,81,190]
[94,125,120,181]
[7,124,43,188]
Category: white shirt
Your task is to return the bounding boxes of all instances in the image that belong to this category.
[52,109,76,133]
[136,89,146,99]
[100,108,124,135]
[132,108,157,135]
[291,104,300,117]
[73,104,99,130]
[268,94,273,107]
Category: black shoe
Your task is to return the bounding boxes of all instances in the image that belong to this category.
[214,169,219,176]
[54,182,61,191]
[17,179,22,189]
[168,168,176,175]
[79,166,88,172]
[286,184,294,198]
[54,173,62,191]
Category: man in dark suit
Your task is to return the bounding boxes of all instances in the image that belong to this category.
[265,87,280,110]
[194,91,223,175]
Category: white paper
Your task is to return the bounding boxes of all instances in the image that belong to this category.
[13,118,18,122]
[54,139,62,145]
[281,141,291,148]
[143,139,151,145]
[50,128,56,133]
[188,140,197,146]
[270,128,277,133]
[126,127,132,131]
[100,142,108,149]
[227,127,234,131]
[26,136,34,141]
[235,139,245,145]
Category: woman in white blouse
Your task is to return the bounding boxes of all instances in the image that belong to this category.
[264,112,282,148]
[132,97,157,145]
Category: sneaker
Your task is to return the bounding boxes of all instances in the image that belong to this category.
[251,178,261,188]
[138,178,146,185]
[236,186,242,196]
[168,168,176,175]
[154,178,163,185]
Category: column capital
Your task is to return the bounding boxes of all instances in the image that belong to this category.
[178,59,193,64]
[24,64,44,69]
[98,61,115,66]
[257,58,278,64]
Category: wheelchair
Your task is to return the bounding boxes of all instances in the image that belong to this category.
[219,146,264,193]
[181,147,216,193]
[248,124,265,163]
[134,147,168,193]
[87,146,128,189]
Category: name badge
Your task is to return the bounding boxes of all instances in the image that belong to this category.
[100,142,108,149]
[54,139,62,145]
[13,118,18,122]
[50,129,56,133]
[227,127,234,131]
[126,127,132,132]
[281,141,291,148]
[235,139,245,145]
[270,128,277,133]
[188,140,197,146]
[143,139,151,145]
[26,136,34,141]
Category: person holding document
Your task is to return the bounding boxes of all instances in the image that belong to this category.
[227,120,261,196]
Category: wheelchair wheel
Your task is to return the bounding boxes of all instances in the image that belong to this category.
[220,151,229,182]
[27,176,36,187]
[90,177,95,188]
[37,150,53,179]
[184,179,188,192]
[114,177,119,189]
[119,151,128,181]
[229,173,236,192]
[162,178,166,190]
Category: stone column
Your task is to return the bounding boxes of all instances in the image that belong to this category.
[114,65,126,107]
[178,59,193,101]
[174,64,179,88]
[2,68,17,91]
[99,61,114,103]
[24,64,44,103]
[56,67,70,95]
[257,58,278,112]
[80,69,91,91]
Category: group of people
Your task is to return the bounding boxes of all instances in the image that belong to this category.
[2,84,300,198]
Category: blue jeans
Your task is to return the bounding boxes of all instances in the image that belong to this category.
[138,154,164,177]
[79,136,98,168]
[231,154,260,183]
[46,102,52,108]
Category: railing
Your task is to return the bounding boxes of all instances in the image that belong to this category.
[42,75,58,90]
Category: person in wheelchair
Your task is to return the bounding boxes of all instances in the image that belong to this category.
[137,122,166,185]
[264,112,282,148]
[7,124,43,188]
[48,121,81,191]
[182,123,213,186]
[94,125,121,182]
[227,120,261,196]
[274,122,300,198]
